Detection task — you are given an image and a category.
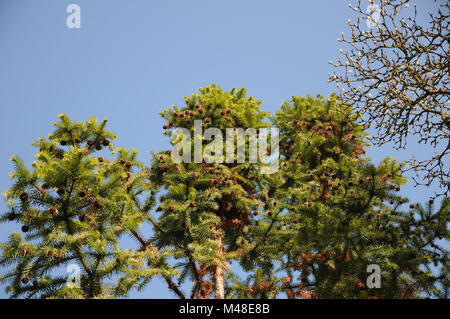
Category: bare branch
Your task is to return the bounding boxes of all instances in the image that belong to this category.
[330,0,449,196]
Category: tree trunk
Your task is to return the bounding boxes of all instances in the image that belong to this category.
[213,235,225,299]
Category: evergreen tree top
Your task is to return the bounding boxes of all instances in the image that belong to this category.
[1,88,448,299]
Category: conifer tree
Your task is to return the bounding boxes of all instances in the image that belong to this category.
[1,87,448,299]
[227,95,449,299]
[149,85,272,298]
[0,115,176,298]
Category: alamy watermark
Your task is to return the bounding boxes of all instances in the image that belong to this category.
[66,4,81,29]
[66,263,81,288]
[170,120,279,174]
[366,3,381,29]
[366,264,381,288]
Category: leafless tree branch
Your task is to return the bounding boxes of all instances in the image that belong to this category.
[329,0,449,197]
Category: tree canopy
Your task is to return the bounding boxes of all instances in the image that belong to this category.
[1,85,448,299]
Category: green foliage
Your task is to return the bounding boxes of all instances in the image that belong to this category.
[1,87,448,299]
[232,94,448,299]
[0,114,175,299]
[151,84,271,298]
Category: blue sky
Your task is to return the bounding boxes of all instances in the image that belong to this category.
[0,0,443,298]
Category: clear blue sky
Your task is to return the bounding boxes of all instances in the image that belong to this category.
[0,0,443,298]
